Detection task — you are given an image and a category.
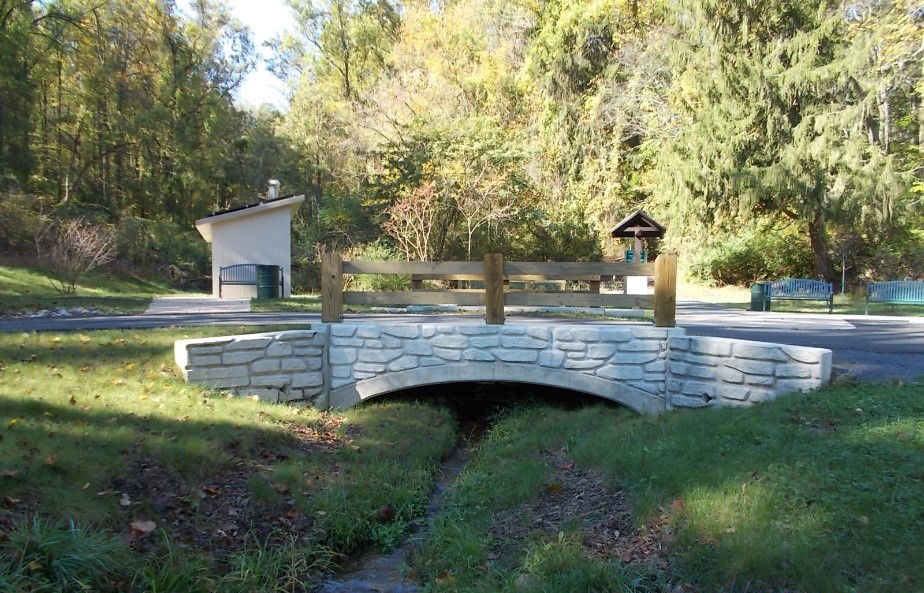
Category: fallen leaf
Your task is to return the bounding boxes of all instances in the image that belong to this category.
[27,560,42,571]
[377,504,395,521]
[669,497,685,512]
[273,482,289,493]
[201,486,219,496]
[3,496,20,507]
[68,396,77,406]
[557,459,576,470]
[120,493,131,506]
[858,515,870,526]
[0,470,19,478]
[130,520,156,534]
[43,454,59,466]
[545,482,563,493]
[7,419,17,430]
[81,482,90,490]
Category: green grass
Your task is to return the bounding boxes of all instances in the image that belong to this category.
[0,326,457,590]
[252,295,322,313]
[415,384,923,593]
[0,264,175,315]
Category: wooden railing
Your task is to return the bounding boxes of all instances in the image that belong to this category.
[321,252,677,327]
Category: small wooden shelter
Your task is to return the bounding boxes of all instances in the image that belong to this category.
[609,210,666,262]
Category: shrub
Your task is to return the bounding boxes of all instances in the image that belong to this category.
[0,191,49,253]
[688,227,814,286]
[36,219,117,294]
[343,240,411,292]
[115,215,210,289]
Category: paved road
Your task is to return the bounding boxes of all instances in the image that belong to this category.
[1,303,921,381]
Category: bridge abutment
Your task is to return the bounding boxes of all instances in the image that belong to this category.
[175,322,832,413]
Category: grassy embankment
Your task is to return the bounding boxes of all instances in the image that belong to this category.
[0,327,456,591]
[0,325,920,592]
[0,265,174,315]
[415,384,923,593]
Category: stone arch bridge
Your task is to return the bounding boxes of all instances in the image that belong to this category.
[175,322,832,413]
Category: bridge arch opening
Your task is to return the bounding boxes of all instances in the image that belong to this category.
[367,380,622,413]
[328,362,662,414]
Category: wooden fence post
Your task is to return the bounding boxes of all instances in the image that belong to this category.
[653,254,677,328]
[321,251,343,323]
[483,253,505,324]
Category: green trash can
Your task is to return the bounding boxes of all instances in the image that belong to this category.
[750,282,770,311]
[255,265,281,299]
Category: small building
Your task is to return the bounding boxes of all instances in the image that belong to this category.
[610,210,666,295]
[195,182,304,298]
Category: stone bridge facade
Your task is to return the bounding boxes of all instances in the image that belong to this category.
[175,323,832,414]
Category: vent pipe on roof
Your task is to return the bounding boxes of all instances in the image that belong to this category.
[267,179,280,200]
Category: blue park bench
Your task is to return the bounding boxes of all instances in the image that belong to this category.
[866,281,924,314]
[768,278,834,313]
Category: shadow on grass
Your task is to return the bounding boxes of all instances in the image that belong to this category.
[413,383,923,593]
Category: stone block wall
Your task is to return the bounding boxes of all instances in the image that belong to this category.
[665,336,832,409]
[327,323,683,397]
[174,323,833,412]
[174,329,327,404]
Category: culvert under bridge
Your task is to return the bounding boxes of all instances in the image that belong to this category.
[175,322,832,412]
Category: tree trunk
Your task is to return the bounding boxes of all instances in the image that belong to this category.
[878,86,891,154]
[808,213,834,283]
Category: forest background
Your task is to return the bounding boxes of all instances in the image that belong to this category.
[1,0,921,291]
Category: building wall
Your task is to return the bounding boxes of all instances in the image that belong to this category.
[209,207,293,297]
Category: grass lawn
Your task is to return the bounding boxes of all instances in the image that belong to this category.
[414,383,923,593]
[0,265,175,315]
[0,327,456,591]
[252,295,323,313]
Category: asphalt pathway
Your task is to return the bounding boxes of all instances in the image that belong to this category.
[1,302,921,381]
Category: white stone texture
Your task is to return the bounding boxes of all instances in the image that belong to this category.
[175,324,832,412]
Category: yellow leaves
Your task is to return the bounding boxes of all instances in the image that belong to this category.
[7,418,18,429]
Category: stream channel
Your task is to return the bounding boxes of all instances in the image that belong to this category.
[316,383,603,593]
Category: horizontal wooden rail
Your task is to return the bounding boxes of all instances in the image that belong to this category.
[345,259,654,279]
[504,261,656,277]
[344,290,485,306]
[343,260,483,275]
[321,252,677,326]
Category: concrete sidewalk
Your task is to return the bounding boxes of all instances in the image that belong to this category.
[144,295,251,315]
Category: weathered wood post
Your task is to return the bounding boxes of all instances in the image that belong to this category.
[653,254,677,328]
[321,250,343,323]
[483,253,505,325]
